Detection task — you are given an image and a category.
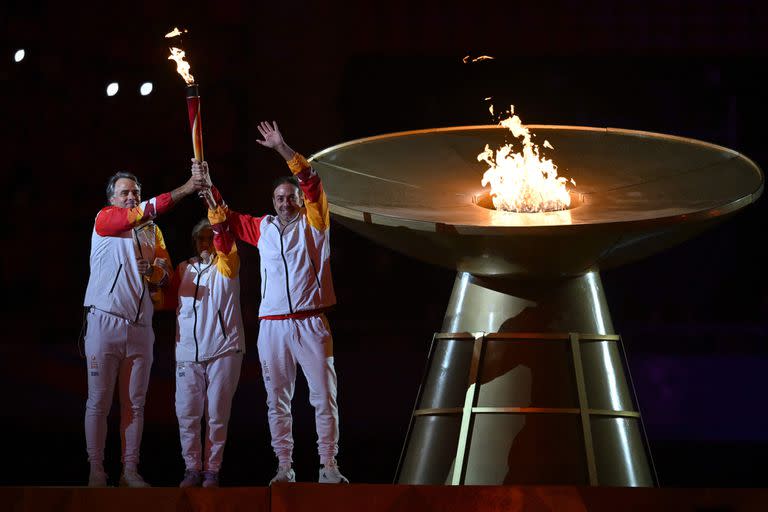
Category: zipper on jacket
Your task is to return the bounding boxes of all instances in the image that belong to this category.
[262,269,267,299]
[192,268,202,363]
[134,281,146,324]
[217,309,227,338]
[108,264,123,294]
[192,260,213,363]
[278,224,294,314]
[132,229,146,324]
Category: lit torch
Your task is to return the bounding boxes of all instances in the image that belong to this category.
[166,28,216,207]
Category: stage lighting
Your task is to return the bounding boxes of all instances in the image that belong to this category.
[106,82,119,96]
[14,49,25,62]
[140,82,153,96]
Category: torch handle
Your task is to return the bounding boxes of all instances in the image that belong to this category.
[186,84,217,208]
[186,87,205,161]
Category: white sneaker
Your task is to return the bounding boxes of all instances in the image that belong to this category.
[270,465,296,485]
[88,468,108,487]
[202,471,219,488]
[119,470,151,488]
[179,469,202,488]
[319,459,349,484]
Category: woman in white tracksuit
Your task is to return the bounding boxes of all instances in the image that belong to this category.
[170,206,244,488]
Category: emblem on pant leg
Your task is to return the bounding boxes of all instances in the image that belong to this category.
[262,362,270,382]
[177,362,186,377]
[89,355,99,376]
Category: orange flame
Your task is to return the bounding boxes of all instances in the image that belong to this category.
[478,106,574,213]
[164,27,187,38]
[168,47,195,84]
[463,55,495,64]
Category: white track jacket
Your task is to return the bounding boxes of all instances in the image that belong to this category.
[211,153,336,318]
[83,193,173,324]
[171,207,245,362]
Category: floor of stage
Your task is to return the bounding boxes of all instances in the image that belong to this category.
[6,483,768,512]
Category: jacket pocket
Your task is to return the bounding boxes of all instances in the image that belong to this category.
[217,309,228,338]
[308,254,321,289]
[262,269,268,299]
[108,264,123,294]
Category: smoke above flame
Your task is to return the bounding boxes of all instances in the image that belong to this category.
[478,106,575,213]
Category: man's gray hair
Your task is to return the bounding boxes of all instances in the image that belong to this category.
[105,171,141,202]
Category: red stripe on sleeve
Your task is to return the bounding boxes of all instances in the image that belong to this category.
[94,206,142,236]
[227,209,264,246]
[94,193,174,237]
[299,171,323,203]
[210,186,224,206]
[154,192,173,214]
[211,222,235,254]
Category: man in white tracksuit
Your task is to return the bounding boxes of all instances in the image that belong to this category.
[193,120,348,484]
[170,208,244,488]
[83,171,205,487]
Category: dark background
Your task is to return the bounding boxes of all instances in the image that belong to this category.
[2,0,768,488]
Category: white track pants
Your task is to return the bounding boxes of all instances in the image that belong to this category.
[175,351,243,472]
[84,308,154,466]
[257,315,339,465]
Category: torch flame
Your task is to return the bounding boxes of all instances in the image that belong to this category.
[165,27,187,38]
[168,47,195,84]
[478,106,573,213]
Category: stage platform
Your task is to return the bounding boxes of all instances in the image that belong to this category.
[5,483,768,512]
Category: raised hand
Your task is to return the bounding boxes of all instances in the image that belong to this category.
[255,121,285,149]
[185,161,209,192]
[191,158,216,207]
[191,159,212,188]
[256,120,296,161]
[171,170,207,203]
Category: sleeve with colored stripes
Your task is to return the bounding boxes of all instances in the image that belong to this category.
[287,153,329,231]
[209,186,224,208]
[208,206,240,279]
[226,209,264,246]
[95,192,174,236]
[212,186,264,246]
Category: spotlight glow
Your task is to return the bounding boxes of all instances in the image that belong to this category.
[139,82,153,96]
[106,82,119,96]
[14,49,25,62]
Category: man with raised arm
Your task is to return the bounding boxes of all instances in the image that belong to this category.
[193,121,348,484]
[83,171,206,487]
